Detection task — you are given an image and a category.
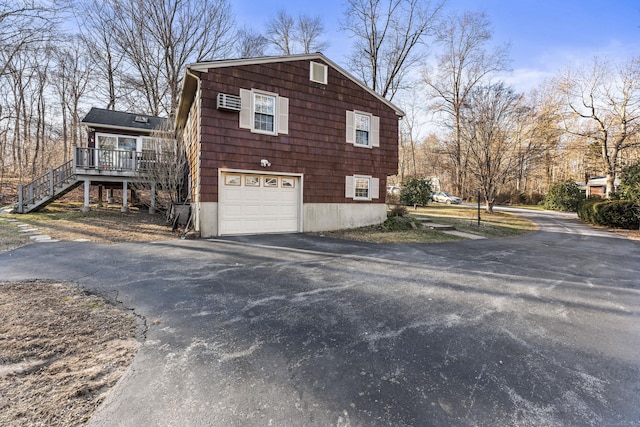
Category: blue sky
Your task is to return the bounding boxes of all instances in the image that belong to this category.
[235,0,640,92]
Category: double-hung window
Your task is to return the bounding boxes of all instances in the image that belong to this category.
[355,176,370,199]
[345,175,380,201]
[253,93,275,132]
[346,110,380,147]
[355,113,370,146]
[239,88,289,135]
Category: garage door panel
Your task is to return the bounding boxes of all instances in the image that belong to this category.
[224,191,245,202]
[220,173,300,235]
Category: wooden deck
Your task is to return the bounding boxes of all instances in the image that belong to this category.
[16,147,157,213]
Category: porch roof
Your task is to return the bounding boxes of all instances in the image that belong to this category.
[82,108,167,134]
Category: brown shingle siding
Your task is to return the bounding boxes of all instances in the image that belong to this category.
[188,58,398,204]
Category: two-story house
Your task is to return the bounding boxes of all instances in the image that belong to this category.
[175,53,404,237]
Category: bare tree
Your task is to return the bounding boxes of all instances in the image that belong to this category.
[266,10,328,55]
[424,10,510,198]
[0,1,61,77]
[52,36,93,162]
[32,49,50,176]
[297,14,329,54]
[237,28,269,58]
[266,10,295,55]
[78,0,236,116]
[397,95,424,179]
[0,0,61,179]
[342,0,445,100]
[517,85,565,195]
[461,83,523,212]
[134,120,188,219]
[2,40,58,179]
[558,57,640,196]
[76,0,127,111]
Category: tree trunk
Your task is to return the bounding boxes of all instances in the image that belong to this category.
[606,172,616,197]
[484,201,494,213]
[482,189,493,213]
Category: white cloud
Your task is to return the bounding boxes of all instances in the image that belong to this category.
[498,68,555,93]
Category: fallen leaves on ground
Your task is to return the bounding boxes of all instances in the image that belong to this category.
[0,281,140,426]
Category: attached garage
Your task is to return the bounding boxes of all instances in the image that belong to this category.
[218,171,301,235]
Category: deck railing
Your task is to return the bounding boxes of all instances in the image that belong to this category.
[75,147,157,172]
[17,159,75,213]
[74,147,173,174]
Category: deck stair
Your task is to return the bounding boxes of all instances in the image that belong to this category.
[16,160,80,213]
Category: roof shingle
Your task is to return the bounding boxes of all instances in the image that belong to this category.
[81,108,167,133]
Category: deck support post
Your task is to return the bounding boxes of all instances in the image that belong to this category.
[107,189,114,204]
[17,185,24,213]
[97,186,103,207]
[121,181,129,213]
[82,179,91,212]
[49,169,55,196]
[149,183,157,214]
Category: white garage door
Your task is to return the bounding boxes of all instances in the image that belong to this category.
[219,172,300,235]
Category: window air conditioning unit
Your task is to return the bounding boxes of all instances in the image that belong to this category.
[217,93,242,111]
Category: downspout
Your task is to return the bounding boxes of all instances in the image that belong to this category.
[185,66,200,87]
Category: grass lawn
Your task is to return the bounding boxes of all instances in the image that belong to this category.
[314,204,537,243]
[0,220,32,251]
[0,201,175,245]
[315,225,466,244]
[2,201,537,246]
[410,204,538,238]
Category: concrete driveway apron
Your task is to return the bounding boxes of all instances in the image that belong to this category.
[1,209,639,426]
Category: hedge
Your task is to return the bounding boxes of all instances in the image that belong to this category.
[543,181,583,212]
[578,199,640,229]
[400,178,432,207]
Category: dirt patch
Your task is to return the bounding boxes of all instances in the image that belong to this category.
[2,180,184,244]
[0,201,164,425]
[0,280,140,426]
[23,206,177,244]
[614,228,640,241]
[4,201,179,244]
[0,177,19,205]
[0,198,170,425]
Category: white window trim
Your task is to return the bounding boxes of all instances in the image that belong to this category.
[354,175,371,200]
[345,110,380,148]
[95,132,142,152]
[345,175,380,201]
[252,90,278,136]
[239,88,289,136]
[354,111,372,148]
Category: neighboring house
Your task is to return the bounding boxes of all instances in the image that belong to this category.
[583,176,621,198]
[16,108,167,214]
[175,53,404,237]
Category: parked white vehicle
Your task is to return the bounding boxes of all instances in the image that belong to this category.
[431,191,462,204]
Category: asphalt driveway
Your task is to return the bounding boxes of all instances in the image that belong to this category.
[1,209,639,426]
